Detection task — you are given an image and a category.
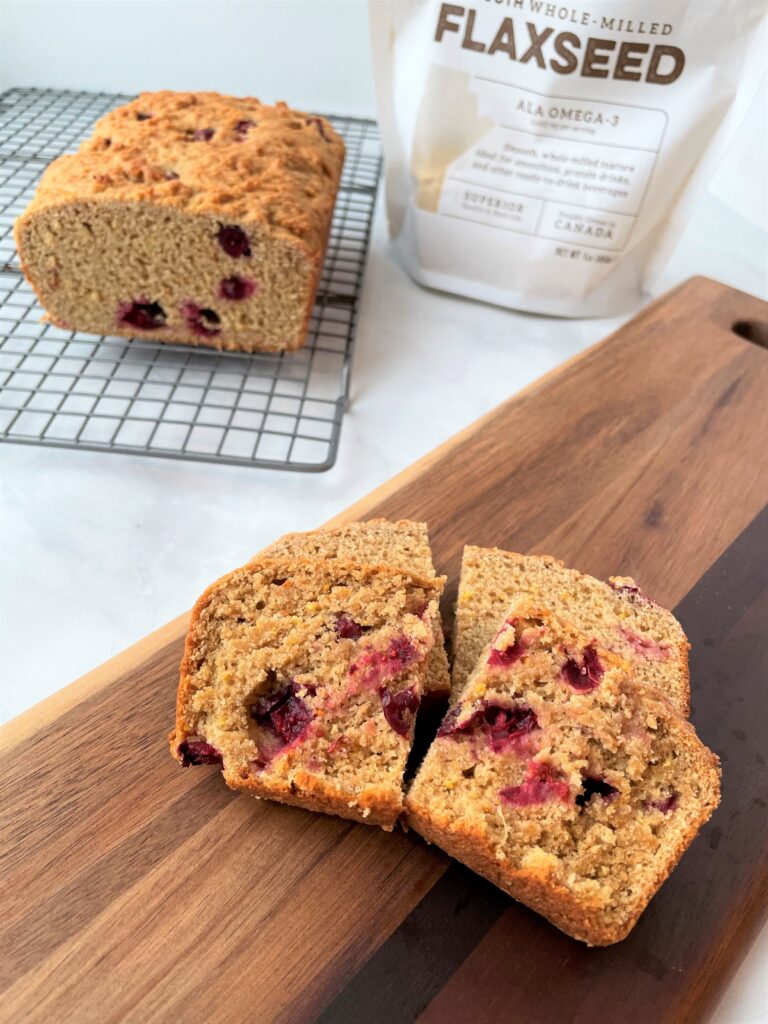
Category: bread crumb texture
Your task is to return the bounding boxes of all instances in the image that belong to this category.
[453,546,691,714]
[407,604,720,945]
[259,519,451,698]
[171,556,444,830]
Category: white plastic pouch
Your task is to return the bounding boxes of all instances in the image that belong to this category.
[369,0,766,316]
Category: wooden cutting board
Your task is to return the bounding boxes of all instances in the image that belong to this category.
[2,276,767,1024]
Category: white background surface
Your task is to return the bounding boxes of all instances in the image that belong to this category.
[0,3,766,1020]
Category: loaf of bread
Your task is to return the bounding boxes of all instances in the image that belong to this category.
[170,556,444,829]
[259,519,451,701]
[406,605,720,945]
[15,91,345,352]
[454,547,690,714]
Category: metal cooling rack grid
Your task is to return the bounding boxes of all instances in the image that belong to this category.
[0,88,381,470]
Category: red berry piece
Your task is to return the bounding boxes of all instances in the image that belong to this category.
[482,704,539,753]
[487,616,529,668]
[235,119,256,137]
[500,761,571,807]
[251,682,313,766]
[645,793,679,813]
[379,686,420,737]
[437,701,538,754]
[118,299,166,330]
[620,627,670,661]
[178,739,223,767]
[389,635,417,664]
[219,276,257,301]
[561,644,604,692]
[348,635,419,688]
[181,303,221,337]
[217,224,251,258]
[487,637,527,668]
[334,613,366,640]
[188,127,214,141]
[267,694,312,745]
[306,116,330,142]
[436,704,464,737]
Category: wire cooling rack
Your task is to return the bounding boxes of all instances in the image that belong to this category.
[0,88,381,471]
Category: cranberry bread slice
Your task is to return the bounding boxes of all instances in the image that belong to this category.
[15,91,344,352]
[454,547,690,714]
[260,519,450,701]
[171,556,444,829]
[406,607,720,945]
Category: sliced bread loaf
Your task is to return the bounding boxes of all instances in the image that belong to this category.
[406,606,720,944]
[15,91,345,352]
[171,556,444,829]
[454,547,690,713]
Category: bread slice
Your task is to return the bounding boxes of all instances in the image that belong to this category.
[259,520,450,701]
[454,547,690,714]
[406,606,720,944]
[171,556,444,829]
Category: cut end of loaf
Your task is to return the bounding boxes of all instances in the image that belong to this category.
[173,557,444,828]
[14,91,345,352]
[16,202,316,352]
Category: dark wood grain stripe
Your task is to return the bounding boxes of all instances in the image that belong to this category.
[676,503,768,648]
[312,506,768,1024]
[315,864,507,1024]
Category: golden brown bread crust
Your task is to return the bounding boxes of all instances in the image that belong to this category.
[15,91,345,352]
[259,519,436,574]
[18,91,344,252]
[224,764,404,830]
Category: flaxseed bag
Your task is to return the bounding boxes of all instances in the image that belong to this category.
[369,0,765,316]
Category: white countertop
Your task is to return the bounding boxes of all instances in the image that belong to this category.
[2,182,766,722]
[1,75,767,1024]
